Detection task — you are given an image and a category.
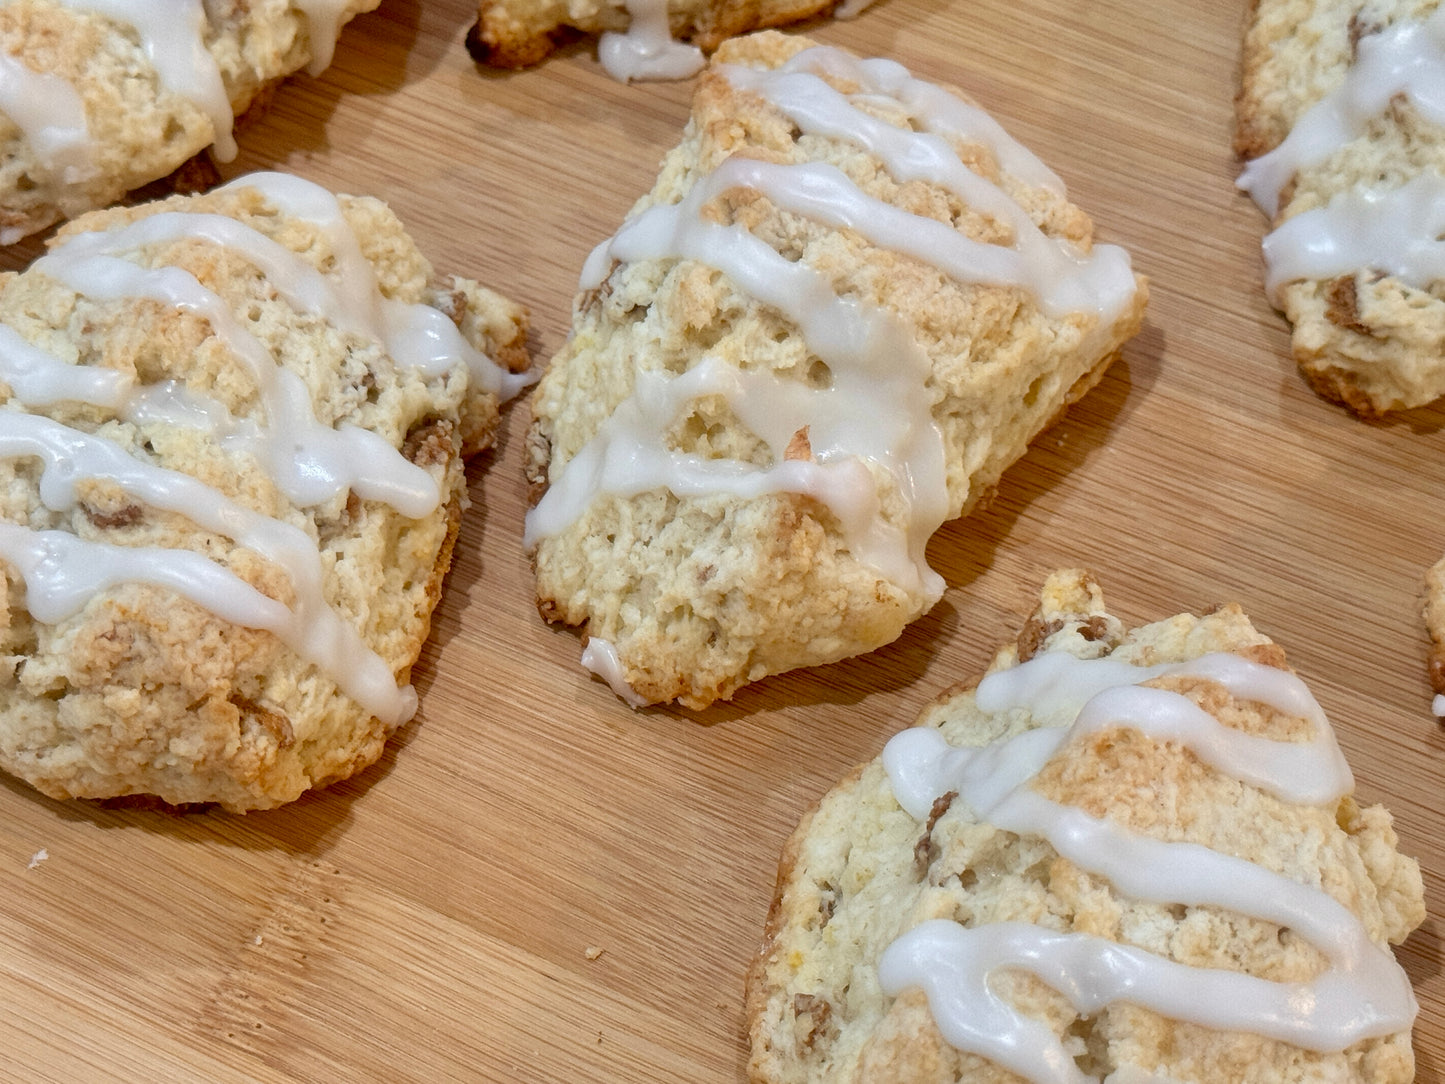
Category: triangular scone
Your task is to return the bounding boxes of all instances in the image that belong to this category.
[0,0,379,245]
[0,173,530,811]
[747,570,1424,1083]
[526,32,1147,709]
[1236,0,1445,415]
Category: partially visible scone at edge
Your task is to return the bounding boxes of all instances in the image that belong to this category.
[525,32,1147,709]
[470,0,850,73]
[1236,0,1445,415]
[1421,554,1445,713]
[0,0,380,245]
[746,569,1425,1083]
[0,172,530,812]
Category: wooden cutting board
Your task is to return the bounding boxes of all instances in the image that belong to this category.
[0,0,1441,1080]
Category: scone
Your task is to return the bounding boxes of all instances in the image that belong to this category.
[1236,0,1445,415]
[525,32,1147,709]
[469,0,868,79]
[0,0,380,245]
[1421,555,1445,715]
[0,171,531,812]
[746,570,1425,1082]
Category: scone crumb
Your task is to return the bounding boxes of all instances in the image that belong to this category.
[584,945,605,960]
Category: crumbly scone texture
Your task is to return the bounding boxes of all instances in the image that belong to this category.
[0,183,529,812]
[746,569,1425,1083]
[0,0,379,245]
[1237,0,1445,415]
[527,32,1147,709]
[469,0,842,68]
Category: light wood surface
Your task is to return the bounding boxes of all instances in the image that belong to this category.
[0,0,1441,1080]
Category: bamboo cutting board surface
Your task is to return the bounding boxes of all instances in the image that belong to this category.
[0,0,1442,1080]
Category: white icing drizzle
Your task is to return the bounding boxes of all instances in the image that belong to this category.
[718,62,1133,327]
[598,0,704,83]
[0,1,360,174]
[879,650,1414,1082]
[580,638,649,708]
[1238,8,1445,219]
[0,323,130,407]
[25,172,528,512]
[530,48,1137,636]
[292,0,355,76]
[0,410,414,724]
[0,52,94,186]
[0,520,289,626]
[0,171,512,728]
[209,172,533,400]
[1261,172,1445,302]
[34,248,442,516]
[53,0,236,158]
[768,47,1065,195]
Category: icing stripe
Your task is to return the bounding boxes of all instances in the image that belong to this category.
[0,409,415,726]
[1261,173,1445,302]
[33,248,443,516]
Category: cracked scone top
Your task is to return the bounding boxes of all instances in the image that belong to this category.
[0,172,531,812]
[746,570,1425,1083]
[1236,0,1445,414]
[525,32,1147,709]
[0,0,379,245]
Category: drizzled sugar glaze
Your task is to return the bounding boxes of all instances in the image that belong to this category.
[0,0,357,182]
[528,47,1137,612]
[0,171,517,728]
[0,52,93,186]
[598,0,704,83]
[1239,8,1445,301]
[879,650,1416,1083]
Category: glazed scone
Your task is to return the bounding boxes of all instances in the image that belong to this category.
[0,0,379,245]
[746,570,1425,1083]
[469,0,865,78]
[525,32,1147,709]
[0,172,531,812]
[1236,0,1445,415]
